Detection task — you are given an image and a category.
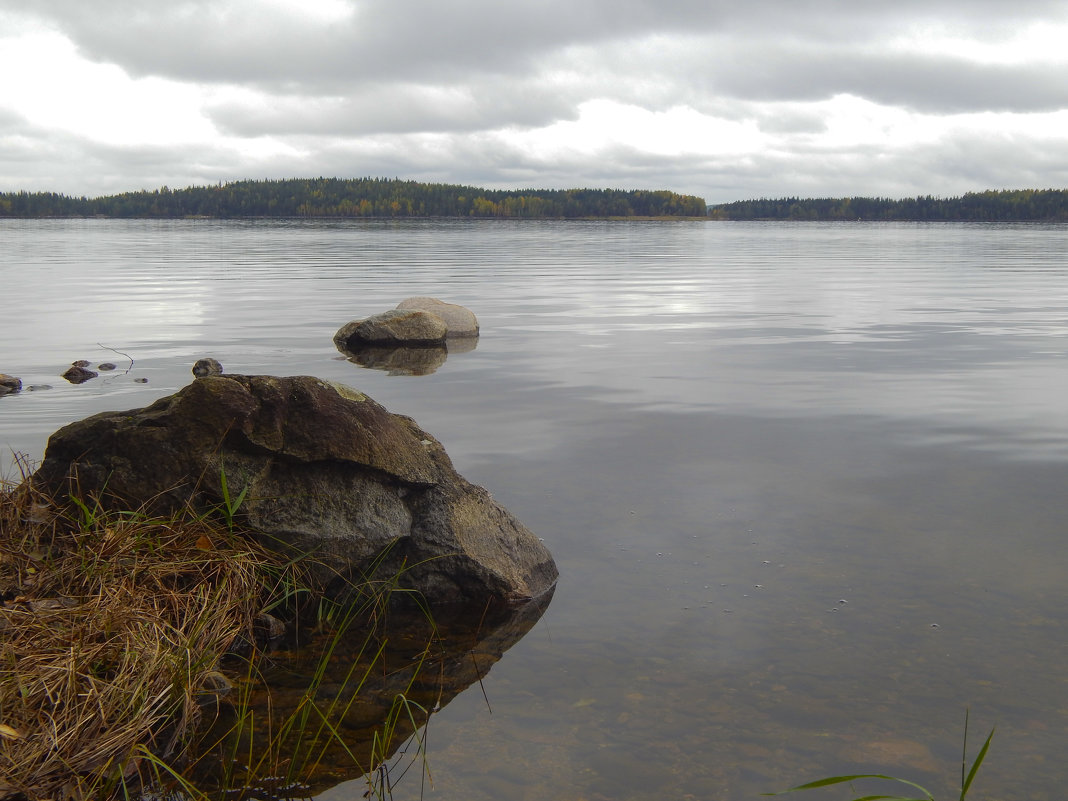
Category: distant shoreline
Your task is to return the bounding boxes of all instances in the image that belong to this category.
[5,180,1068,222]
[0,177,707,220]
[0,213,712,222]
[708,188,1068,222]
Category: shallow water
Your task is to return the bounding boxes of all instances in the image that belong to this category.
[2,219,1068,799]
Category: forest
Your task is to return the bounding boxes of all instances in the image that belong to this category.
[708,189,1068,221]
[7,181,1068,221]
[0,177,708,219]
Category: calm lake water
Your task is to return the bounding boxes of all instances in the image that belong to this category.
[2,219,1068,799]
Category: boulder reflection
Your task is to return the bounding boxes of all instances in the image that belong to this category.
[336,337,477,376]
[191,591,551,798]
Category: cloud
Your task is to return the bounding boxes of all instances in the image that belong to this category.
[2,0,1068,199]
[206,79,580,137]
[704,44,1068,113]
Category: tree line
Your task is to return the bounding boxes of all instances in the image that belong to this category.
[0,177,708,219]
[708,189,1068,221]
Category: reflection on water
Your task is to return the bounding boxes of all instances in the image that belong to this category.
[192,595,551,798]
[3,220,1068,799]
[338,343,450,375]
[335,337,477,376]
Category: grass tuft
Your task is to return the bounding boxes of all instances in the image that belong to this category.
[0,456,315,800]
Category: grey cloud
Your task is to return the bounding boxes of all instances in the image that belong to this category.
[0,122,273,196]
[10,0,1068,88]
[707,45,1068,113]
[694,132,1068,202]
[755,109,828,135]
[4,0,1068,200]
[207,80,579,137]
[7,111,1068,203]
[6,0,693,86]
[572,33,1068,115]
[4,0,1067,148]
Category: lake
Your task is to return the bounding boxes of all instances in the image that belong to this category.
[2,218,1068,800]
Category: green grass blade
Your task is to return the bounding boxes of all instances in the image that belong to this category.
[764,774,934,800]
[233,483,249,513]
[960,726,995,799]
[219,462,232,508]
[69,494,95,528]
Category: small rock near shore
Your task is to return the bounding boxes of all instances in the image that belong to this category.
[192,358,224,377]
[0,374,22,395]
[62,365,98,384]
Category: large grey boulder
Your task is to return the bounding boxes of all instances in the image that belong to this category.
[334,309,447,350]
[32,374,558,607]
[396,297,480,337]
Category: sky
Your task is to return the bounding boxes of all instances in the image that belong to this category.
[2,1,1068,204]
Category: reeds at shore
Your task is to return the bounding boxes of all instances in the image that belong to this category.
[0,461,304,800]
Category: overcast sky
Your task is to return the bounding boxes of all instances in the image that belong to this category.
[2,1,1068,203]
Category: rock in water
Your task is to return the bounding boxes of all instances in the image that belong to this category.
[334,309,448,349]
[0,374,21,395]
[192,357,224,377]
[32,374,558,606]
[396,297,480,337]
[61,365,97,384]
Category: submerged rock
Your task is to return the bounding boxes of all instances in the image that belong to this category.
[33,374,558,607]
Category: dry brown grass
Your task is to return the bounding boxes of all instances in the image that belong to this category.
[0,461,298,800]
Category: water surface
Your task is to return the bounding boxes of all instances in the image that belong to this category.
[2,219,1068,799]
